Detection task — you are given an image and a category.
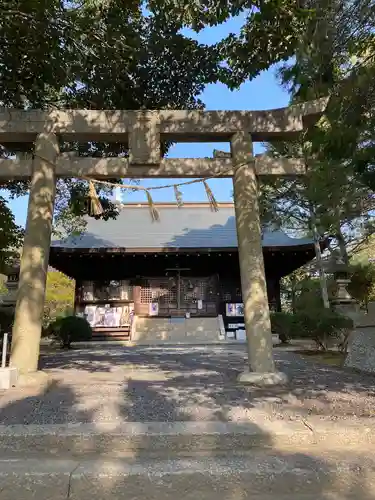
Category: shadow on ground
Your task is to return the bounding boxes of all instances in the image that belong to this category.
[0,366,375,498]
[22,345,375,421]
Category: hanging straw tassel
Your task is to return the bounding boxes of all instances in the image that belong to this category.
[146,190,160,221]
[174,185,183,207]
[88,180,103,216]
[203,180,219,212]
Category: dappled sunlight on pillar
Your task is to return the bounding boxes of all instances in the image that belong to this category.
[232,131,275,375]
[10,130,58,374]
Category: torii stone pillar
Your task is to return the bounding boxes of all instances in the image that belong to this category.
[10,132,58,377]
[231,132,287,385]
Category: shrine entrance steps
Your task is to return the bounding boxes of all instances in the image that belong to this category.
[132,316,223,344]
[0,420,374,499]
[91,326,130,341]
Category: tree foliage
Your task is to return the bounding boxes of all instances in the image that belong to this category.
[151,0,375,192]
[281,270,337,312]
[148,0,315,85]
[43,271,75,327]
[0,0,221,242]
[274,0,375,189]
[256,0,375,310]
[0,197,24,274]
[348,257,375,306]
[259,131,374,264]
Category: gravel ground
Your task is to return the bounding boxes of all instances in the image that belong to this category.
[0,345,374,424]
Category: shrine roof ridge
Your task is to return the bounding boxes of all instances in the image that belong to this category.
[114,202,235,208]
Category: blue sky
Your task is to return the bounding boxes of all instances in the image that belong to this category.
[7,14,290,227]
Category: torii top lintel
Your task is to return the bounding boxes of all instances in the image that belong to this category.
[0,98,327,145]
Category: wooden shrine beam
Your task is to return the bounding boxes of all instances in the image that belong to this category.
[0,98,327,143]
[0,155,306,180]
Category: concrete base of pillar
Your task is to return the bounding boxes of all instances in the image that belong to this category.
[237,370,288,386]
[0,367,18,390]
[16,370,50,389]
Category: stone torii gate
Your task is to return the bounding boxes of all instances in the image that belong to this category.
[0,99,326,385]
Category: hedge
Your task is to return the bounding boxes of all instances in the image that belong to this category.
[270,309,353,350]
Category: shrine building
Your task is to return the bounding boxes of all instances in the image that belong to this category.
[48,202,322,341]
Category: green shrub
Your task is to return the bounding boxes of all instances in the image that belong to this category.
[271,309,353,350]
[47,315,92,348]
[296,308,353,350]
[270,311,298,343]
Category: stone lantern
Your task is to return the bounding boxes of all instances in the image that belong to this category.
[328,256,359,320]
[329,257,352,300]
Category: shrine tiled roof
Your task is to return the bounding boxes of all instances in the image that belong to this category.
[52,203,315,250]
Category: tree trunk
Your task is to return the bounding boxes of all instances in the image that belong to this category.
[290,275,297,314]
[336,228,349,265]
[311,217,330,309]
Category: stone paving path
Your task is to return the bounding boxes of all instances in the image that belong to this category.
[0,345,374,424]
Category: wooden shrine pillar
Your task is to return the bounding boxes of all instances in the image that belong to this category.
[231,132,287,385]
[10,131,58,377]
[133,285,142,315]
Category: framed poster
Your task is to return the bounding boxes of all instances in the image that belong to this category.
[225,303,244,317]
[149,302,159,316]
[235,303,244,317]
[225,303,236,317]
